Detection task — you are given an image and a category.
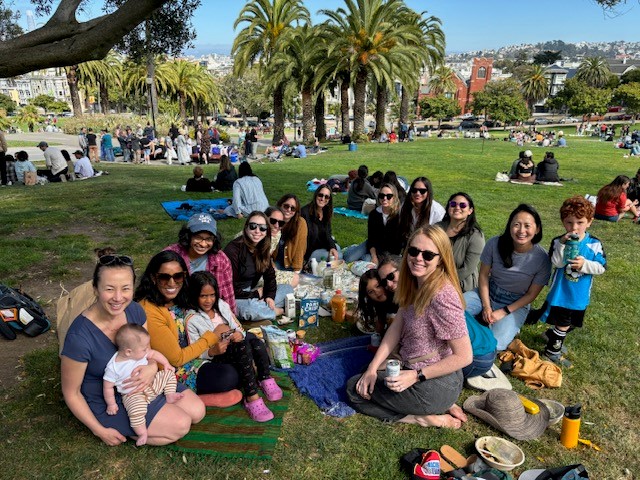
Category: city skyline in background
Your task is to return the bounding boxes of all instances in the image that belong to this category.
[9,0,640,56]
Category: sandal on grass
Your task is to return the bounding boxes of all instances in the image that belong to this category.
[244,397,274,422]
[259,377,283,402]
[544,352,573,368]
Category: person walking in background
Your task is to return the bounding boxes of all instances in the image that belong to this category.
[86,128,99,163]
[78,127,88,156]
[101,129,115,162]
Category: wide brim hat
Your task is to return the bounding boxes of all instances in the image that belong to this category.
[465,364,512,392]
[463,388,550,441]
[187,213,217,235]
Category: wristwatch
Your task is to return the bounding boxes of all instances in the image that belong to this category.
[417,370,427,382]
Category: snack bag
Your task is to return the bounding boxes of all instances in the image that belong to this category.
[261,325,294,369]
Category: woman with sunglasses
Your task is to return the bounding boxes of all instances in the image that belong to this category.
[436,193,485,293]
[463,204,551,350]
[266,206,299,288]
[347,225,472,429]
[399,177,446,247]
[342,183,403,264]
[301,185,341,262]
[165,213,236,314]
[377,254,401,296]
[275,194,308,274]
[62,254,205,446]
[224,212,294,321]
[136,251,241,406]
[221,162,269,219]
[347,165,377,213]
[355,269,398,335]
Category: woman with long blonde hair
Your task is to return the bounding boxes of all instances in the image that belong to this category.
[347,225,472,429]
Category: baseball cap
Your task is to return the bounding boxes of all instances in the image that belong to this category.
[187,213,217,235]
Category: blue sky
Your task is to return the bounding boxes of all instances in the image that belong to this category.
[12,0,640,54]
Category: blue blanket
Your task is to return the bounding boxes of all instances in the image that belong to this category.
[288,335,373,417]
[161,199,232,222]
[333,207,368,220]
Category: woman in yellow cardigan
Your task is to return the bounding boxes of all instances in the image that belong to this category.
[135,250,242,407]
[275,194,308,272]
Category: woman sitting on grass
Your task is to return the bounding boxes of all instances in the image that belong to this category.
[61,254,205,446]
[398,176,446,247]
[347,225,472,429]
[347,165,377,213]
[594,175,639,222]
[213,155,237,192]
[355,269,398,335]
[275,194,308,273]
[301,185,341,262]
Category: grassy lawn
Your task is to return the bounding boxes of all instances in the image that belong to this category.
[6,140,62,148]
[1,132,639,479]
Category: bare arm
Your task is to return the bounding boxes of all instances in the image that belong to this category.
[103,380,118,415]
[61,356,126,446]
[146,349,175,372]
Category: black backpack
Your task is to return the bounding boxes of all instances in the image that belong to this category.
[0,285,51,340]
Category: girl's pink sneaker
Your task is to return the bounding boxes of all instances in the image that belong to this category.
[244,397,274,422]
[259,377,283,402]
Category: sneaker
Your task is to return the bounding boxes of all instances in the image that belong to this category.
[243,397,274,422]
[259,377,283,402]
[543,352,572,368]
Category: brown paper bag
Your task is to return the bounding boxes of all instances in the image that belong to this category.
[24,171,37,186]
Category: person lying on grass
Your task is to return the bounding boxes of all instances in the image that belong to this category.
[347,225,472,429]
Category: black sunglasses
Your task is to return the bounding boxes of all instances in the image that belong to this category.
[155,272,187,283]
[317,193,331,200]
[269,218,285,228]
[407,246,440,262]
[248,222,268,232]
[97,255,134,266]
[281,203,297,212]
[378,193,394,200]
[379,270,398,287]
[410,187,428,195]
[449,201,469,209]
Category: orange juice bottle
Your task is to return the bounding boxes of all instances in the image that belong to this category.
[331,290,347,322]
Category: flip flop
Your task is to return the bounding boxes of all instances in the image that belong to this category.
[440,445,468,469]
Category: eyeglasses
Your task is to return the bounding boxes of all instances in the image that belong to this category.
[155,272,187,284]
[410,187,428,195]
[379,270,398,287]
[449,201,469,209]
[281,203,297,212]
[317,193,331,200]
[248,222,268,232]
[97,255,134,266]
[269,218,285,228]
[378,193,394,200]
[193,235,215,243]
[407,246,440,262]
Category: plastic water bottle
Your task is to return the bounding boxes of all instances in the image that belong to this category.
[563,234,580,265]
[323,262,334,289]
[310,258,319,276]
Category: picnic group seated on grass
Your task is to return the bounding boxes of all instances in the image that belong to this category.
[55,145,634,449]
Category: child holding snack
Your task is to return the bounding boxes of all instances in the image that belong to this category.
[185,271,282,422]
[538,196,606,367]
[103,324,184,446]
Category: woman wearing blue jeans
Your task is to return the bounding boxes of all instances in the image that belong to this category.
[463,204,551,351]
[223,211,293,322]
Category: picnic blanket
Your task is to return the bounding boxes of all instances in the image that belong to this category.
[170,372,293,459]
[333,207,368,220]
[288,335,373,417]
[161,199,232,222]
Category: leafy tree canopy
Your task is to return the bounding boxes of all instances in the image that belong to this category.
[614,82,640,114]
[533,50,562,65]
[621,69,640,85]
[551,78,612,115]
[30,94,69,112]
[219,69,271,119]
[471,79,529,125]
[418,95,460,124]
[0,93,17,113]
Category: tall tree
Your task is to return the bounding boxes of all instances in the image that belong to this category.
[0,0,173,77]
[418,95,460,127]
[165,60,220,121]
[233,0,310,144]
[533,50,562,65]
[575,57,612,88]
[428,66,457,96]
[471,79,529,127]
[520,64,549,112]
[613,82,640,114]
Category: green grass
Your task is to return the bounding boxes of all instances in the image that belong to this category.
[6,140,61,147]
[1,134,639,479]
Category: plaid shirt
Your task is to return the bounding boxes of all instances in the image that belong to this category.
[164,243,237,314]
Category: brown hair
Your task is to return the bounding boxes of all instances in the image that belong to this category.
[395,225,463,315]
[276,194,302,243]
[193,166,204,178]
[560,195,595,221]
[597,175,630,204]
[307,185,333,223]
[242,211,272,273]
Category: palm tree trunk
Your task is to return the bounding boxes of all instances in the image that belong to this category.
[99,82,110,114]
[315,92,326,141]
[66,65,83,117]
[400,85,409,124]
[301,86,314,145]
[340,77,350,137]
[352,68,368,140]
[374,88,387,137]
[180,92,187,121]
[273,83,285,144]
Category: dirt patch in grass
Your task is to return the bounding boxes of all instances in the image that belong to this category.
[1,220,118,393]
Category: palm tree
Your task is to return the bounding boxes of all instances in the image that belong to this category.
[77,53,122,114]
[520,64,549,112]
[428,66,457,96]
[232,0,310,143]
[122,58,176,115]
[575,56,612,88]
[16,105,41,131]
[267,24,325,144]
[320,0,425,140]
[165,60,220,121]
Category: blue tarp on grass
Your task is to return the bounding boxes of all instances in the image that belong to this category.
[161,199,232,222]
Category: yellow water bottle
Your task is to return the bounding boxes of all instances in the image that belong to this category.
[560,403,582,448]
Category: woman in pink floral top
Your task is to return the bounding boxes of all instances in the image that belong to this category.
[348,225,472,428]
